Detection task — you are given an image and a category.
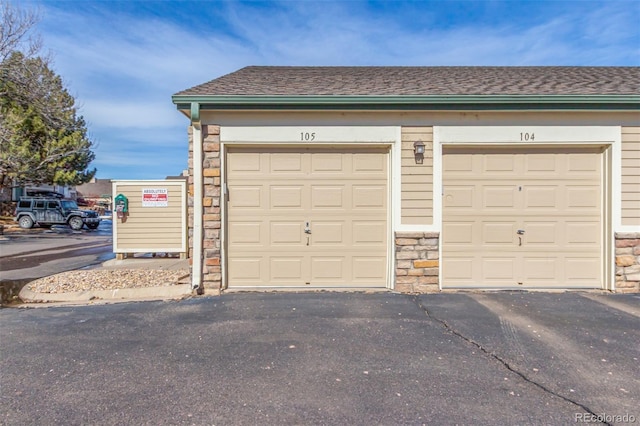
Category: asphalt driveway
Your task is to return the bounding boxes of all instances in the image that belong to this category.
[1,292,638,425]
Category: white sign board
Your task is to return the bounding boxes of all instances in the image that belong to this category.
[142,188,168,207]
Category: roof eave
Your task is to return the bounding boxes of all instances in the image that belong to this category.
[172,95,640,113]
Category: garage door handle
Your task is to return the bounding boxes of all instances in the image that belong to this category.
[304,222,311,234]
[517,229,525,235]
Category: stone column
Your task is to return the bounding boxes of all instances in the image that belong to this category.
[615,232,640,293]
[201,125,222,292]
[394,232,440,293]
[188,124,222,294]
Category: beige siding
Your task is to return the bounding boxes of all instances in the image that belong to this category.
[401,127,433,225]
[113,182,186,252]
[622,127,640,226]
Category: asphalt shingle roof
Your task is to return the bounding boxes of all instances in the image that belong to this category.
[175,66,640,97]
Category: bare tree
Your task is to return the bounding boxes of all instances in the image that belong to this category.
[0,2,49,110]
[0,1,41,63]
[0,1,96,190]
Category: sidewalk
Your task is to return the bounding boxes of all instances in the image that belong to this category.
[18,255,193,305]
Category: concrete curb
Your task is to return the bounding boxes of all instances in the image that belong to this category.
[101,257,187,270]
[19,283,193,304]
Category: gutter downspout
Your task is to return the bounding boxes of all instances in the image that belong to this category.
[191,102,203,291]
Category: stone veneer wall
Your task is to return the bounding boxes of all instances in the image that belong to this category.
[188,125,222,294]
[615,232,640,293]
[394,232,440,293]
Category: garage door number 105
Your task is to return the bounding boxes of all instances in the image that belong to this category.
[520,132,535,141]
[300,132,316,141]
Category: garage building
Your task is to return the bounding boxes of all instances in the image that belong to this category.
[172,66,640,294]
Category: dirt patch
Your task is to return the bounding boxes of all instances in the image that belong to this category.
[1,279,31,305]
[26,269,190,294]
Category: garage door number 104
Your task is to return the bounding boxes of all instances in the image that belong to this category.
[520,132,535,141]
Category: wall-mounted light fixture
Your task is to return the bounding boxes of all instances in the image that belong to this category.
[413,140,425,164]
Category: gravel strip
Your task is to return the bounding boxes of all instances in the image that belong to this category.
[27,269,190,294]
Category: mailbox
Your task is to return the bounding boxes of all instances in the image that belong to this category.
[114,194,128,219]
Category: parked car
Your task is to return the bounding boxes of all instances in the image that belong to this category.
[14,196,101,230]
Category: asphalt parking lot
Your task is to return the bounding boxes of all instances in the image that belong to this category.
[1,292,638,425]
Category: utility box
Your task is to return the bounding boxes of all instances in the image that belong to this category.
[111,180,187,259]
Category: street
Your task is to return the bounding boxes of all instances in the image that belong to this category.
[0,220,113,284]
[1,292,638,425]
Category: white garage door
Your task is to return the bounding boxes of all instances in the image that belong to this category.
[226,147,388,287]
[442,146,603,289]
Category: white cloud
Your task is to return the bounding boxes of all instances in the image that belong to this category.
[27,0,638,180]
[208,1,639,66]
[41,9,246,91]
[81,100,184,130]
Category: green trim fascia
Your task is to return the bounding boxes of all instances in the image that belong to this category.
[172,95,640,112]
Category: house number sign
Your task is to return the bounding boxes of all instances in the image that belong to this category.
[437,126,617,145]
[220,126,396,143]
[520,132,535,141]
[300,132,316,141]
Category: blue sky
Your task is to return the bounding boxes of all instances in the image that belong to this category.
[20,0,640,180]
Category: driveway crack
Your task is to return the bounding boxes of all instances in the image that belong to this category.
[410,295,612,426]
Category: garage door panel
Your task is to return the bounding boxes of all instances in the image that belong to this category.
[311,186,344,208]
[566,187,599,208]
[352,221,386,245]
[270,153,304,173]
[522,258,557,281]
[228,153,261,174]
[312,222,345,245]
[443,147,602,289]
[311,153,343,172]
[484,154,516,172]
[444,222,474,244]
[270,257,304,281]
[522,222,557,245]
[483,223,516,245]
[353,153,386,173]
[228,258,262,282]
[353,185,386,208]
[568,153,600,172]
[353,257,386,281]
[229,222,263,245]
[444,153,473,172]
[442,258,474,281]
[270,186,304,209]
[444,186,474,208]
[483,186,517,208]
[229,186,262,208]
[525,154,557,172]
[566,222,600,245]
[565,257,600,283]
[524,187,558,208]
[483,258,517,280]
[271,222,304,245]
[311,257,344,280]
